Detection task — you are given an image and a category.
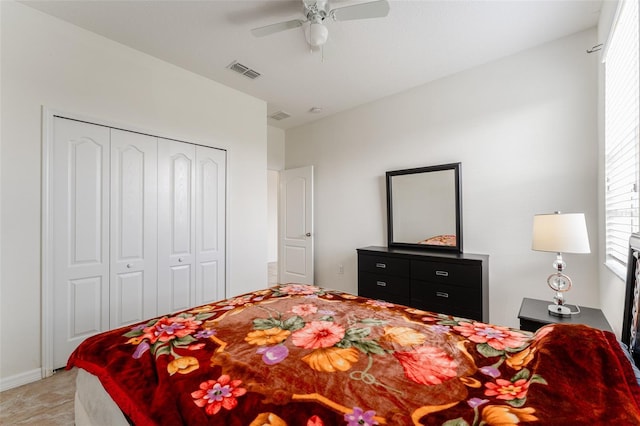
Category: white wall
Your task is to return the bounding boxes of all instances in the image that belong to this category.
[268,126,285,171]
[267,126,285,263]
[0,1,267,386]
[286,29,600,330]
[267,170,279,262]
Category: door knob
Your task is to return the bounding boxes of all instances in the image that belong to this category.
[126,264,132,269]
[178,258,183,262]
[305,233,311,237]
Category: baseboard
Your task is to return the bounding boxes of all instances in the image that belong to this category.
[0,369,42,392]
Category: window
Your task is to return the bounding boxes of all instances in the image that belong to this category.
[604,0,640,275]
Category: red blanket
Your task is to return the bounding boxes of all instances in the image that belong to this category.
[68,285,640,425]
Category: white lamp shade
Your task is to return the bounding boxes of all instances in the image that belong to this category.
[305,22,329,47]
[532,213,591,253]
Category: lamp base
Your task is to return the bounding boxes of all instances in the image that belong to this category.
[548,304,572,317]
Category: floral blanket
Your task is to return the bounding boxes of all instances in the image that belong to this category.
[68,285,640,425]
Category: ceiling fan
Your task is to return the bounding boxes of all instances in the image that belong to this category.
[251,0,390,48]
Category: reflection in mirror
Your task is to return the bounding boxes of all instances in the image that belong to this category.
[386,163,462,252]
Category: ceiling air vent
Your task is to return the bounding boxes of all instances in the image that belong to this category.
[227,61,261,79]
[269,111,291,121]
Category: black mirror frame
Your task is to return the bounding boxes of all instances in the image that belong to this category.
[386,162,463,253]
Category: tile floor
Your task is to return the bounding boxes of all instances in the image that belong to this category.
[0,368,76,425]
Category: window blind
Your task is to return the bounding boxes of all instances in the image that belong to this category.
[604,0,639,271]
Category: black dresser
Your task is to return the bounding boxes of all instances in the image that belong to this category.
[357,246,489,322]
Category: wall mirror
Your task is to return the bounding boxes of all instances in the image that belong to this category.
[386,162,462,252]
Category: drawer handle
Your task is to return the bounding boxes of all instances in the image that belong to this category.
[376,281,387,287]
[435,270,449,277]
[436,291,449,298]
[375,263,387,269]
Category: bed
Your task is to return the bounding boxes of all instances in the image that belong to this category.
[69,237,640,425]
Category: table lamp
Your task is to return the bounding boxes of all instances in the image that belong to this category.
[532,212,590,317]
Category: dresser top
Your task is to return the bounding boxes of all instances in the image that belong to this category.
[357,246,488,262]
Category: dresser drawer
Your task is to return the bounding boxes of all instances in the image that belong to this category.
[411,260,480,287]
[359,272,411,305]
[411,281,481,317]
[359,254,410,278]
[358,246,488,322]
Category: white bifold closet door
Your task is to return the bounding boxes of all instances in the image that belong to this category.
[194,145,226,306]
[157,140,226,314]
[109,129,158,329]
[52,119,111,368]
[51,117,225,368]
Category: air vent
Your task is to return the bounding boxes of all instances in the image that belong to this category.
[269,111,291,121]
[227,61,261,79]
[243,69,261,79]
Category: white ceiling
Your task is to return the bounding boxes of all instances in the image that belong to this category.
[21,0,603,130]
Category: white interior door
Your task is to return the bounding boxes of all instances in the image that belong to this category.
[157,139,196,314]
[109,129,158,328]
[279,166,314,284]
[52,118,110,368]
[195,146,226,304]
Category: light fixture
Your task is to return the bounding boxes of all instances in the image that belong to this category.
[532,212,590,317]
[305,20,328,47]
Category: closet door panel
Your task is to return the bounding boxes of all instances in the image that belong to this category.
[110,129,158,327]
[115,272,144,325]
[52,118,110,368]
[69,277,104,336]
[199,262,219,303]
[171,265,192,311]
[195,146,226,304]
[158,139,196,314]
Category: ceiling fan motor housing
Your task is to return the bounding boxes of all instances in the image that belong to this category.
[304,0,329,13]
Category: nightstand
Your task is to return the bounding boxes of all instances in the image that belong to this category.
[517,297,613,332]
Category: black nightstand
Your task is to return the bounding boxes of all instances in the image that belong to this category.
[517,297,613,332]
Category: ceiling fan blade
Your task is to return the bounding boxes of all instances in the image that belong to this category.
[251,19,306,37]
[330,0,390,21]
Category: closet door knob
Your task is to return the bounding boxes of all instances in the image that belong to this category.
[305,233,311,237]
[178,258,183,262]
[126,264,132,269]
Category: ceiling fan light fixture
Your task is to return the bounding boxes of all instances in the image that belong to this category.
[305,22,328,47]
